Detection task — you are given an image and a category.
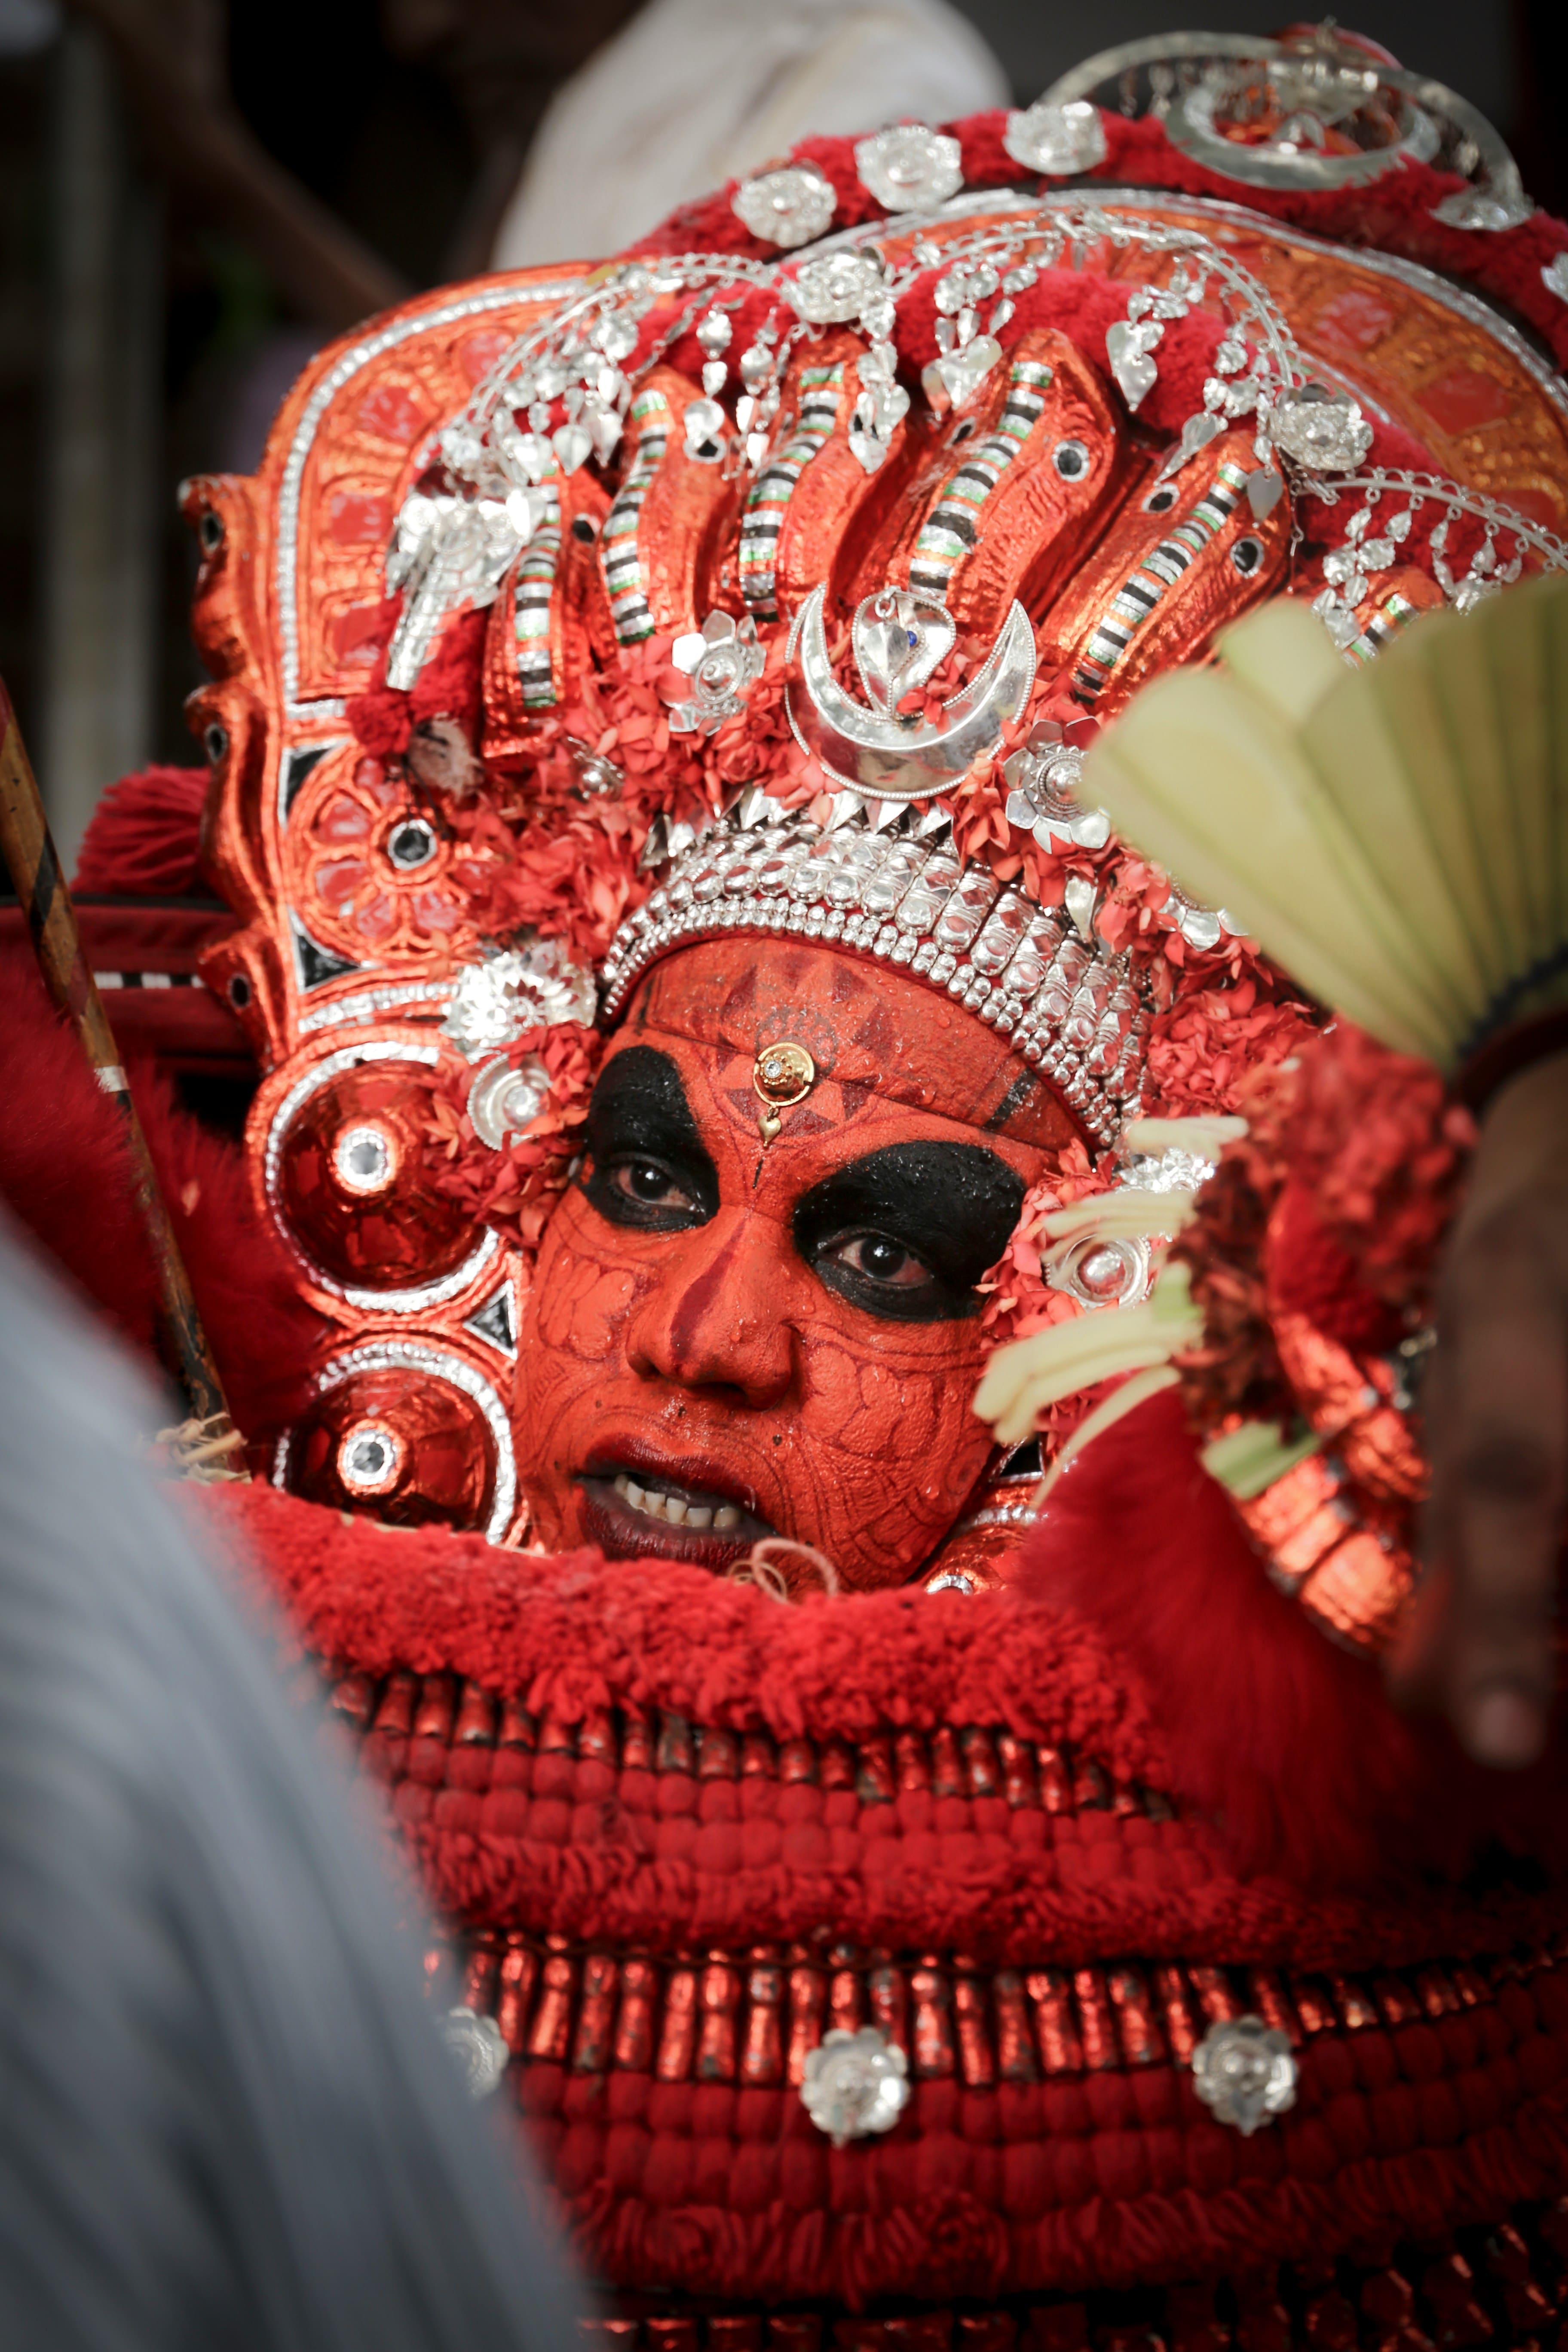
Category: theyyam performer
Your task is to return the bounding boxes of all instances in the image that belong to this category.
[11,23,1568,2343]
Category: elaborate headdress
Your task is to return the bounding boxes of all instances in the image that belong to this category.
[181,29,1568,1544]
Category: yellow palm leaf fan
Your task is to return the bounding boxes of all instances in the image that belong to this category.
[1079,571,1568,1072]
[972,575,1568,1480]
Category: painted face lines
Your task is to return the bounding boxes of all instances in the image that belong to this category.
[513,940,1060,1588]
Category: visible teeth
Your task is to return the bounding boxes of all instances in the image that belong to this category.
[609,1475,743,1534]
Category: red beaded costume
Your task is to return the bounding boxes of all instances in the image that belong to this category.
[9,26,1568,2349]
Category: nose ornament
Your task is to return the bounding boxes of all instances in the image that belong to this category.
[752,1041,817,1147]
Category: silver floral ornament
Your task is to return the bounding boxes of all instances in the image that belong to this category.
[466,1052,550,1151]
[1271,384,1374,472]
[1003,98,1108,178]
[1542,253,1568,303]
[436,2007,509,2100]
[666,612,765,735]
[1191,2015,1298,2136]
[442,940,597,1058]
[799,2026,910,2147]
[786,248,887,326]
[733,162,837,250]
[854,122,963,212]
[1003,729,1110,851]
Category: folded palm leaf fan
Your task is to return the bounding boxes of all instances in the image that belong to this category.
[972,573,1568,1468]
[1082,572,1568,1071]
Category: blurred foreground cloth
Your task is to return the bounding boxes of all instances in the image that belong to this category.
[0,1214,581,2352]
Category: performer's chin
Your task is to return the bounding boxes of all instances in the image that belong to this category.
[576,1448,776,1571]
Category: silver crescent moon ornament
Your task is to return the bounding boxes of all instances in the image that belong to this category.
[786,585,1038,804]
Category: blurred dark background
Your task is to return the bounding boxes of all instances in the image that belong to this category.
[0,0,1557,861]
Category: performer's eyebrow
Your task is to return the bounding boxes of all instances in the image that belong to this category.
[581,1046,720,1221]
[793,1142,1024,1301]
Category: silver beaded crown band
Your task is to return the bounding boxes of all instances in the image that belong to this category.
[600,793,1149,1147]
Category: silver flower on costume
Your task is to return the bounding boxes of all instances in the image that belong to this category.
[1163,889,1231,952]
[437,2006,509,2100]
[442,938,597,1060]
[786,249,888,327]
[1543,254,1568,303]
[666,612,765,735]
[1003,728,1110,851]
[1191,2015,1298,2135]
[1271,384,1374,472]
[733,163,837,250]
[1003,98,1108,178]
[854,123,963,212]
[466,1052,550,1151]
[799,2027,910,2147]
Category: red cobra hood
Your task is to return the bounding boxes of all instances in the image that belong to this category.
[193,1480,1568,2317]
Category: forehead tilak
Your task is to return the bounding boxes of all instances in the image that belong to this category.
[618,941,1079,1149]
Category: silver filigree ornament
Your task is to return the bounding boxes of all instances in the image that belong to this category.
[1165,886,1242,952]
[1271,383,1373,472]
[733,162,837,250]
[1191,2015,1298,2136]
[385,492,526,691]
[466,1051,551,1151]
[1003,97,1108,177]
[787,585,1036,804]
[564,738,625,799]
[441,938,597,1060]
[848,341,911,476]
[1002,727,1110,851]
[785,248,887,327]
[1120,1143,1219,1196]
[1312,499,1416,647]
[854,122,963,211]
[799,2027,910,2147]
[666,612,765,735]
[436,2006,509,2100]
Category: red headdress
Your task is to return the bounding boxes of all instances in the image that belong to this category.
[170,28,1568,1547]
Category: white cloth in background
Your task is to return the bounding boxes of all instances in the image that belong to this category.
[490,0,1009,268]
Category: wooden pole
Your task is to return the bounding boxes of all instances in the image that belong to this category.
[0,675,235,1435]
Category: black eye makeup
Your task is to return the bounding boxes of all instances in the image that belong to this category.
[793,1142,1025,1323]
[580,1047,719,1233]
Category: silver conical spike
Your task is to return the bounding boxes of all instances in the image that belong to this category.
[825,790,864,832]
[732,784,772,829]
[914,805,953,841]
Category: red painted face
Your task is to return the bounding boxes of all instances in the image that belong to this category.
[514,938,1079,1591]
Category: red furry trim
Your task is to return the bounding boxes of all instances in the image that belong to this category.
[72,765,209,897]
[184,1479,1568,2299]
[196,1482,1567,1966]
[0,952,325,1445]
[538,2079,1568,2307]
[1018,1387,1568,1890]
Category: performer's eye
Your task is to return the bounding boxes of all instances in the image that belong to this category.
[823,1231,932,1290]
[580,1046,718,1232]
[608,1158,698,1213]
[794,1142,1024,1325]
